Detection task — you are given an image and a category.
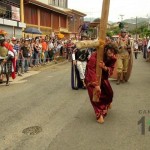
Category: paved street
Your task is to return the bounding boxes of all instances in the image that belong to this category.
[0,53,150,150]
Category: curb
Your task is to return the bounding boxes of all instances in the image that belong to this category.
[0,59,68,86]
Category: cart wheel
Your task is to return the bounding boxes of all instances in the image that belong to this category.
[71,62,79,90]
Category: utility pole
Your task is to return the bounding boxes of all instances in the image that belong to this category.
[146,14,150,30]
[136,16,138,40]
[148,16,150,30]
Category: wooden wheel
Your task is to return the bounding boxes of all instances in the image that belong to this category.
[71,62,79,90]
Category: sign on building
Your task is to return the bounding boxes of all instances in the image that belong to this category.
[11,6,20,21]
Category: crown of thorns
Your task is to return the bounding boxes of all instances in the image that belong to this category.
[104,43,119,54]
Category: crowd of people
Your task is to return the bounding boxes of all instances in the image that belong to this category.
[121,36,150,63]
[4,35,77,76]
[9,34,150,78]
[132,37,150,61]
[0,31,79,85]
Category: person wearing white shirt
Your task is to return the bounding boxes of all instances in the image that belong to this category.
[133,40,139,59]
[48,40,54,61]
[146,40,150,62]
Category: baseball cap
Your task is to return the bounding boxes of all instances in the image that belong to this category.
[11,37,17,41]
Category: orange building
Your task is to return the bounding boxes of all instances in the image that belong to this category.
[24,0,86,38]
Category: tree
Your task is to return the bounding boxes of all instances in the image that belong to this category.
[106,30,114,37]
[130,24,150,38]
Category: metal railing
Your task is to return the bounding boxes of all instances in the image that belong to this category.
[0,8,12,20]
[0,0,19,20]
[0,0,19,7]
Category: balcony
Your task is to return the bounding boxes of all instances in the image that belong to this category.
[0,9,12,20]
[0,7,26,28]
[59,27,70,33]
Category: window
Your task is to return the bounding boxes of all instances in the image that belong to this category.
[59,0,63,7]
[49,0,68,8]
[24,6,37,25]
[40,10,51,26]
[48,0,55,5]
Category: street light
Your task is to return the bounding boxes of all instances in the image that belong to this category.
[131,16,138,40]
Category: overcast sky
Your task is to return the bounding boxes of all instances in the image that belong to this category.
[68,0,150,22]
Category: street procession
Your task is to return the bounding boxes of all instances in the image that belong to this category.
[0,0,150,150]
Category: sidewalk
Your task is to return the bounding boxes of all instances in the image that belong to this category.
[0,57,67,86]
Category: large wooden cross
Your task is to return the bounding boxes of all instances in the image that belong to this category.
[96,0,110,85]
[76,0,110,86]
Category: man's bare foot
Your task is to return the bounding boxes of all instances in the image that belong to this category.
[97,115,104,124]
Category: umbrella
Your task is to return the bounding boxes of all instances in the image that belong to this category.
[57,33,64,39]
[23,27,42,34]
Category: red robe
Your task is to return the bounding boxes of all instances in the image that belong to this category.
[85,52,116,119]
[4,42,16,79]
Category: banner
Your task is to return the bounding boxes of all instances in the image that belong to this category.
[11,6,20,21]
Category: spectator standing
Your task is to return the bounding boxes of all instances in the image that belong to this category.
[38,39,42,65]
[138,39,143,51]
[66,39,73,61]
[58,40,63,56]
[48,39,54,61]
[146,39,150,62]
[11,37,22,76]
[42,38,48,63]
[29,38,35,67]
[21,39,30,72]
[33,39,39,67]
[143,38,148,59]
[133,40,139,59]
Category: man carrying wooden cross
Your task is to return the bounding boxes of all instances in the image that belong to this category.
[85,42,118,123]
[76,0,117,123]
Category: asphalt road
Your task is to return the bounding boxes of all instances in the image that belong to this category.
[0,54,150,150]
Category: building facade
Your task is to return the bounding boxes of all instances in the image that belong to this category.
[24,0,86,38]
[24,0,70,37]
[0,0,86,38]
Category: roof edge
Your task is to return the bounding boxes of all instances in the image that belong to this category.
[27,0,72,16]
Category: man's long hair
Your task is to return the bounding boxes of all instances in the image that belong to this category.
[103,43,118,61]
